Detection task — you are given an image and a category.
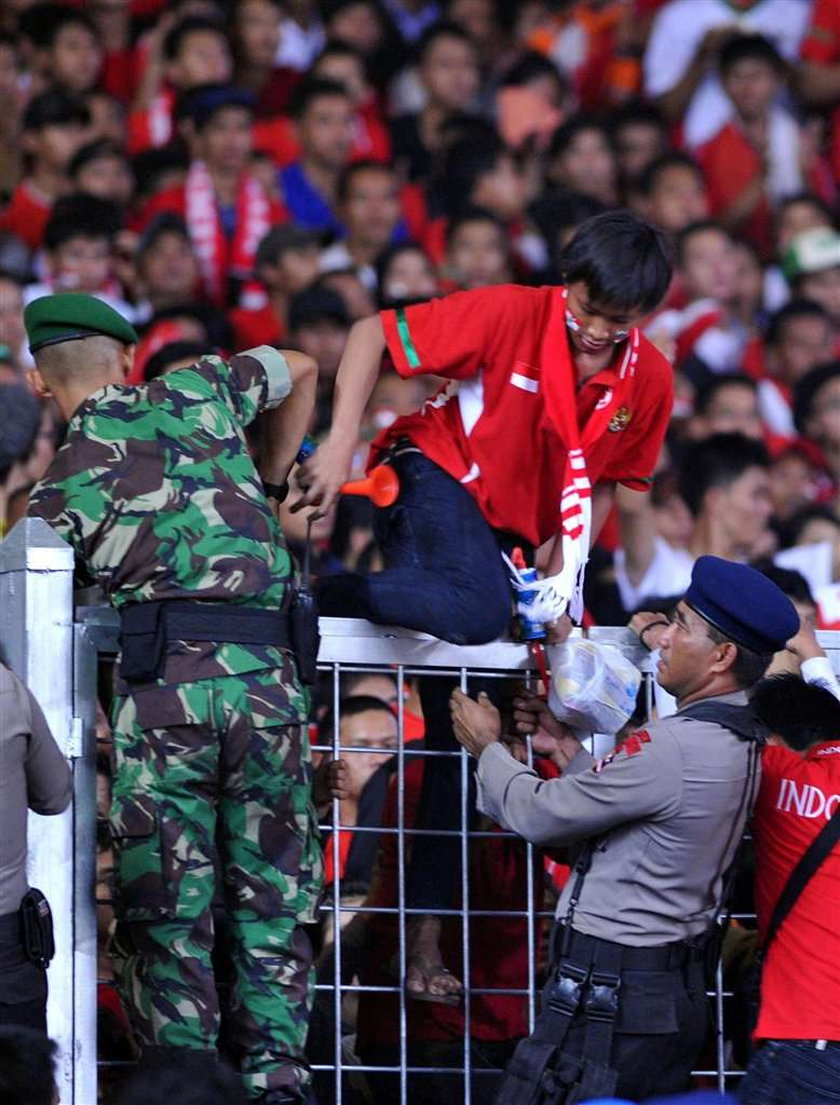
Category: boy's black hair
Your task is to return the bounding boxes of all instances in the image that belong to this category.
[175,84,255,131]
[68,138,131,181]
[445,205,507,247]
[678,432,769,517]
[719,32,786,78]
[415,19,474,64]
[558,209,673,315]
[163,15,227,64]
[374,240,434,308]
[318,693,398,742]
[288,77,352,122]
[19,2,98,50]
[752,560,815,607]
[694,373,757,416]
[549,114,609,161]
[148,303,233,351]
[499,50,568,93]
[782,503,840,547]
[22,89,90,133]
[143,340,211,382]
[0,1027,57,1105]
[793,360,840,433]
[130,145,191,203]
[676,218,732,266]
[776,191,836,231]
[43,193,122,251]
[313,38,368,72]
[437,133,508,218]
[607,99,668,139]
[765,297,831,346]
[336,158,395,204]
[288,286,350,330]
[637,151,704,197]
[751,674,840,752]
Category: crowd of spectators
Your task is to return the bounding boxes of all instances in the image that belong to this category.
[3,0,840,1100]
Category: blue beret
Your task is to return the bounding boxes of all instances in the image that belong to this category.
[685,556,800,654]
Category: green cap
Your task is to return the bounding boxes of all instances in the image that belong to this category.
[24,293,139,354]
[782,227,840,281]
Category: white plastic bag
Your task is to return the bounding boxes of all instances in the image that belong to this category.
[547,639,641,734]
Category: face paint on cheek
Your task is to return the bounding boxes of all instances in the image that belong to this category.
[565,308,583,333]
[612,328,630,343]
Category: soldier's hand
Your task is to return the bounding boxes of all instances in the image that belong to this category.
[290,435,354,519]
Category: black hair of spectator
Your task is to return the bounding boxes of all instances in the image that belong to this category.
[607,98,668,141]
[149,303,234,351]
[131,145,191,204]
[548,113,609,161]
[288,76,352,122]
[175,83,256,131]
[765,297,831,346]
[530,190,606,270]
[0,1027,57,1105]
[314,38,370,76]
[719,32,786,78]
[143,341,212,382]
[162,14,227,63]
[136,212,192,259]
[782,503,840,548]
[414,18,474,64]
[558,209,673,315]
[0,383,41,481]
[676,218,732,266]
[318,693,398,743]
[336,158,395,205]
[43,193,122,252]
[374,240,435,309]
[793,360,840,434]
[636,152,704,198]
[255,224,323,268]
[694,373,757,416]
[499,50,569,95]
[19,2,98,50]
[678,433,769,518]
[117,1051,245,1105]
[436,133,508,218]
[69,138,132,182]
[752,560,815,607]
[445,205,507,247]
[342,667,397,697]
[289,286,350,331]
[22,88,91,132]
[775,191,836,232]
[752,674,840,751]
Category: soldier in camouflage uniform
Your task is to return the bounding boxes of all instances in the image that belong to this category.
[24,293,322,1105]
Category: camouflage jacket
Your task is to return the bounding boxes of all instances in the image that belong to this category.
[29,348,307,715]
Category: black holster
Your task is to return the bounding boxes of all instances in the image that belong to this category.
[290,584,320,685]
[20,889,54,968]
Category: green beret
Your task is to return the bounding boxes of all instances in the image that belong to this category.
[24,293,139,354]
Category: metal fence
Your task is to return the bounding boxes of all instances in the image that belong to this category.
[1,517,835,1104]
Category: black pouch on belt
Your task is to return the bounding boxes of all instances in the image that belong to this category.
[20,889,55,967]
[119,601,167,684]
[291,584,320,686]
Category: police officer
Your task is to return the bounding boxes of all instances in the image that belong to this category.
[450,556,800,1103]
[24,293,321,1105]
[0,663,71,1032]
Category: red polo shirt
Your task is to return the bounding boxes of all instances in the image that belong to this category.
[752,740,840,1041]
[376,284,673,547]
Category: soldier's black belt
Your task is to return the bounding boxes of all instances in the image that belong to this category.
[119,599,291,684]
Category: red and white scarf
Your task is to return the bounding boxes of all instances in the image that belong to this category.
[184,160,271,307]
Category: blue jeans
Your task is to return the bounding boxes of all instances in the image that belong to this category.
[739,1041,840,1105]
[317,450,520,909]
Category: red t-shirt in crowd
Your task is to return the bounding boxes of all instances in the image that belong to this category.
[801,0,840,186]
[0,182,52,250]
[751,740,840,1041]
[230,303,286,350]
[696,122,775,260]
[376,284,673,548]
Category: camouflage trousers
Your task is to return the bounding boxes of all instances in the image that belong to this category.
[109,669,323,1102]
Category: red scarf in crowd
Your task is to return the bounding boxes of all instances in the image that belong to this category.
[184,160,271,307]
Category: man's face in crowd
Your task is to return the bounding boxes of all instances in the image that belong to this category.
[723,57,779,122]
[697,383,763,440]
[298,94,355,171]
[799,268,840,327]
[769,452,817,521]
[447,219,510,290]
[50,235,111,293]
[648,166,708,234]
[200,106,253,175]
[471,152,526,221]
[236,0,282,68]
[276,245,322,295]
[806,376,840,448]
[614,122,666,182]
[31,120,91,172]
[75,153,134,206]
[339,708,398,801]
[294,319,348,378]
[168,29,232,89]
[769,313,834,386]
[314,55,367,106]
[657,601,730,701]
[681,227,739,303]
[776,200,831,253]
[420,34,479,112]
[565,281,639,357]
[382,248,438,303]
[551,128,616,203]
[47,23,102,94]
[140,231,199,302]
[709,464,773,551]
[327,1,383,55]
[343,168,401,249]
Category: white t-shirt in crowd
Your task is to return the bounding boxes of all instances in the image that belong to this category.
[615,537,694,613]
[643,0,810,149]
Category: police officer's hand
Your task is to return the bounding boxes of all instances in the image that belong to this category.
[290,435,355,519]
[512,692,581,769]
[450,688,501,758]
[786,614,825,662]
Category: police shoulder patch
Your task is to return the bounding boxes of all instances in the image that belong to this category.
[592,729,652,773]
